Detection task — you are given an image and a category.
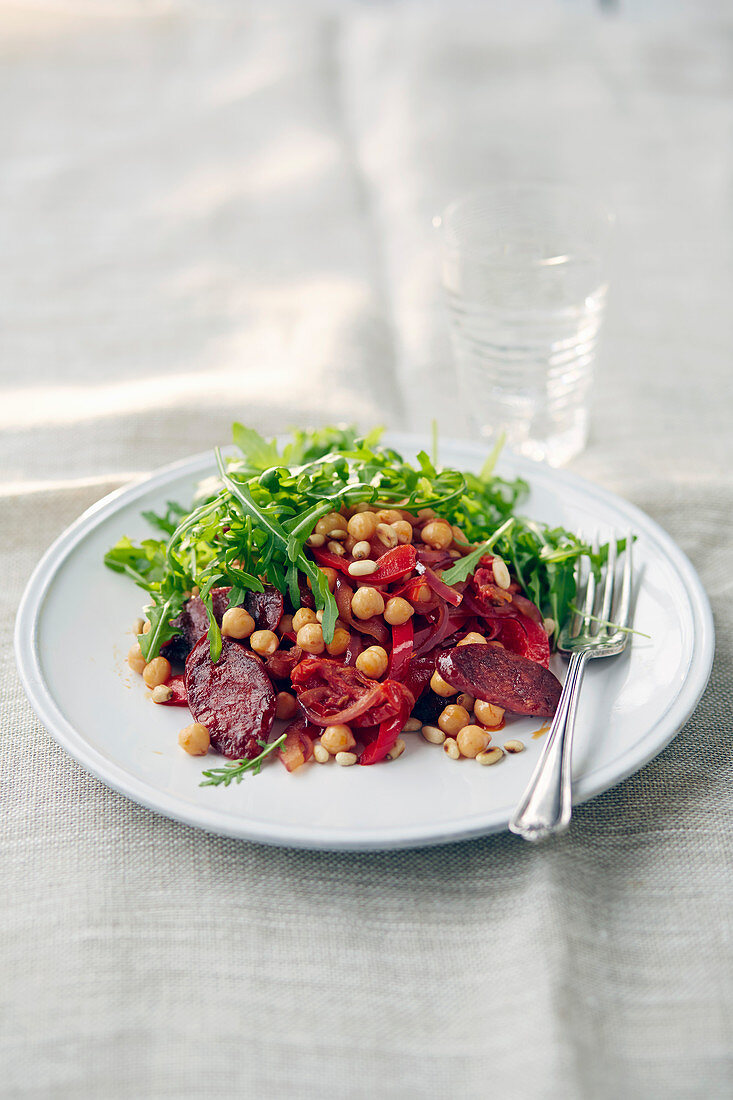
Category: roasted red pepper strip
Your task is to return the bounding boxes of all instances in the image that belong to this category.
[359,545,417,586]
[389,618,413,681]
[310,548,351,574]
[359,699,411,765]
[311,544,417,585]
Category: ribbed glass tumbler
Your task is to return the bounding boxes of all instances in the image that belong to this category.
[441,184,613,466]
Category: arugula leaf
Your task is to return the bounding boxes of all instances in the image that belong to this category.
[441,518,516,585]
[199,733,287,787]
[231,424,282,470]
[106,422,619,661]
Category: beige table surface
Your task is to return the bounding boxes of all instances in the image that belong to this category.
[1,2,731,1097]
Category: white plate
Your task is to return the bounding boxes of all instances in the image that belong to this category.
[15,435,714,850]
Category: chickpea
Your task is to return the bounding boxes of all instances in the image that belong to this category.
[457,632,487,646]
[292,607,318,632]
[275,692,298,720]
[142,620,152,634]
[421,520,453,550]
[457,724,491,758]
[474,700,505,728]
[451,525,469,547]
[430,670,456,698]
[296,623,325,655]
[417,508,436,520]
[278,613,294,636]
[127,644,147,675]
[351,586,385,621]
[347,511,378,541]
[318,566,338,592]
[321,724,356,755]
[438,704,471,736]
[409,582,433,607]
[178,723,210,756]
[356,645,389,679]
[315,512,347,537]
[376,509,403,525]
[250,630,279,657]
[326,627,351,657]
[221,607,255,639]
[391,520,413,544]
[142,656,171,689]
[384,596,414,626]
[308,567,338,594]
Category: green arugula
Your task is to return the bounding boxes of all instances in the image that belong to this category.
[441,517,517,585]
[199,734,287,787]
[105,423,612,661]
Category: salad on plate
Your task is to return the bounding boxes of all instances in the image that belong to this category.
[105,425,613,785]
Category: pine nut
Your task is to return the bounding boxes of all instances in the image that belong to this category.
[421,725,445,745]
[402,717,423,732]
[492,557,511,589]
[443,737,460,760]
[543,617,556,636]
[352,540,372,560]
[503,740,525,754]
[307,533,326,547]
[335,751,358,766]
[376,523,398,548]
[476,747,504,766]
[327,540,346,556]
[328,529,348,541]
[348,559,378,577]
[132,617,145,636]
[313,743,330,764]
[457,693,475,711]
[151,684,172,703]
[387,738,406,761]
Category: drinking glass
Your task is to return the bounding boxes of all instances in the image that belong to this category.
[440,184,613,466]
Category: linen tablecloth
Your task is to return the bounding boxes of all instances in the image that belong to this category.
[1,2,731,1096]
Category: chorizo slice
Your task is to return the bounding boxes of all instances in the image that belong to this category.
[185,636,276,759]
[436,644,562,717]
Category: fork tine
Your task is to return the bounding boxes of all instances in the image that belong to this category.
[615,529,633,629]
[580,532,598,632]
[569,530,584,637]
[598,533,617,630]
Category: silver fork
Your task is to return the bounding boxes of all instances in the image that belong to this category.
[508,531,633,842]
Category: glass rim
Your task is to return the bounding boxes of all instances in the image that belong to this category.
[438,182,615,265]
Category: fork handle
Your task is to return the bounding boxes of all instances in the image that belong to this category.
[508,650,590,841]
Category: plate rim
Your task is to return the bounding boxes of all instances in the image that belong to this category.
[14,437,715,850]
